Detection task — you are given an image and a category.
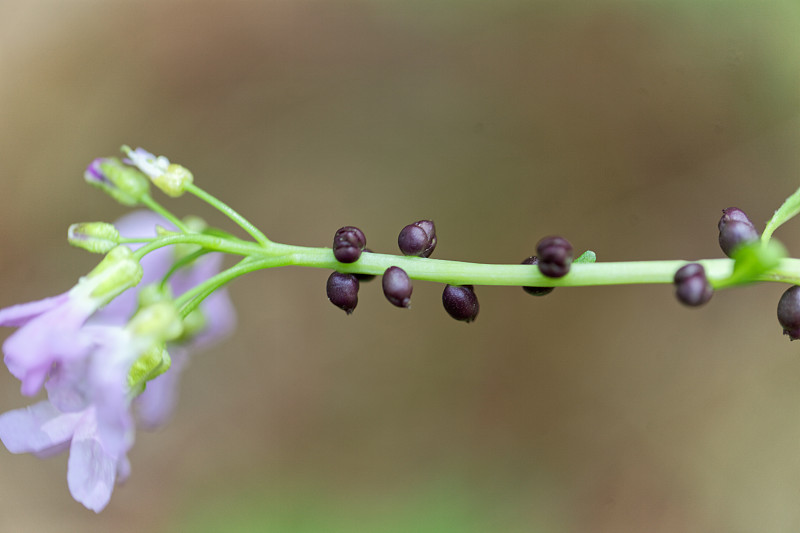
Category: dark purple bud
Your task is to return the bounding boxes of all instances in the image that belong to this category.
[777,285,800,340]
[442,285,479,322]
[353,248,376,282]
[719,220,759,257]
[674,263,713,307]
[326,272,359,314]
[382,266,412,308]
[520,256,555,296]
[718,207,754,232]
[718,208,758,258]
[398,220,437,258]
[536,236,574,278]
[333,226,366,263]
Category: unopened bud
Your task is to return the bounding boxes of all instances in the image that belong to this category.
[778,285,800,340]
[442,285,479,322]
[68,222,121,254]
[84,157,149,206]
[398,220,437,258]
[326,272,360,314]
[382,266,412,308]
[674,263,713,307]
[718,207,758,257]
[333,226,367,263]
[536,236,574,278]
[153,164,194,197]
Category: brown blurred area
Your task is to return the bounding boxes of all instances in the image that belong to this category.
[1,1,800,531]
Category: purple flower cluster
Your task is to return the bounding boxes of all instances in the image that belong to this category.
[0,211,235,512]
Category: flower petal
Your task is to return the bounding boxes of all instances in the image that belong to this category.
[67,410,117,513]
[0,401,81,455]
[0,292,70,328]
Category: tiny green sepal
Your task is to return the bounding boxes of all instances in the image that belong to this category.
[128,344,172,394]
[762,184,800,243]
[574,250,597,264]
[68,222,120,254]
[83,245,144,302]
[714,239,787,289]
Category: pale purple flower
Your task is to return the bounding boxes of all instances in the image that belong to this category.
[0,324,145,512]
[0,246,142,397]
[0,210,235,511]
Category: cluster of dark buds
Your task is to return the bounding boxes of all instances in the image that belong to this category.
[326,222,578,323]
[672,207,761,308]
[327,222,434,314]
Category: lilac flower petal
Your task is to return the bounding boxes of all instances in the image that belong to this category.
[192,289,236,348]
[0,401,82,455]
[3,298,95,396]
[68,411,117,513]
[0,292,70,328]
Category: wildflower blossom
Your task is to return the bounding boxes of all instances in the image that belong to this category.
[0,209,235,511]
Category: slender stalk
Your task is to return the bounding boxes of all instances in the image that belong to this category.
[140,194,191,233]
[184,183,271,246]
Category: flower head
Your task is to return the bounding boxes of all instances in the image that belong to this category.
[0,246,142,396]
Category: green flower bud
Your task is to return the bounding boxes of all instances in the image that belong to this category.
[84,157,150,206]
[68,222,121,254]
[154,164,194,197]
[127,300,183,343]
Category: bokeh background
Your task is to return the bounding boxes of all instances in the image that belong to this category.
[1,1,800,531]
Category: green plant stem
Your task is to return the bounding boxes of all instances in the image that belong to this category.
[140,194,191,233]
[133,228,800,291]
[175,257,283,318]
[184,183,271,246]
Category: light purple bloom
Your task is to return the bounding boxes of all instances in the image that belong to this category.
[0,210,235,511]
[0,246,142,397]
[0,324,145,512]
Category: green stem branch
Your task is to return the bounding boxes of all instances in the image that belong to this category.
[184,183,271,246]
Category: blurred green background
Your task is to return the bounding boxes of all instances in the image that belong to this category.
[1,1,800,531]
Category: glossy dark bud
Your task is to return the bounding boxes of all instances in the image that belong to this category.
[718,207,753,231]
[520,256,554,296]
[326,272,359,314]
[674,263,713,307]
[442,285,479,322]
[382,266,412,308]
[536,236,573,278]
[718,207,758,257]
[777,285,800,340]
[333,226,366,264]
[353,248,376,282]
[398,220,437,258]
